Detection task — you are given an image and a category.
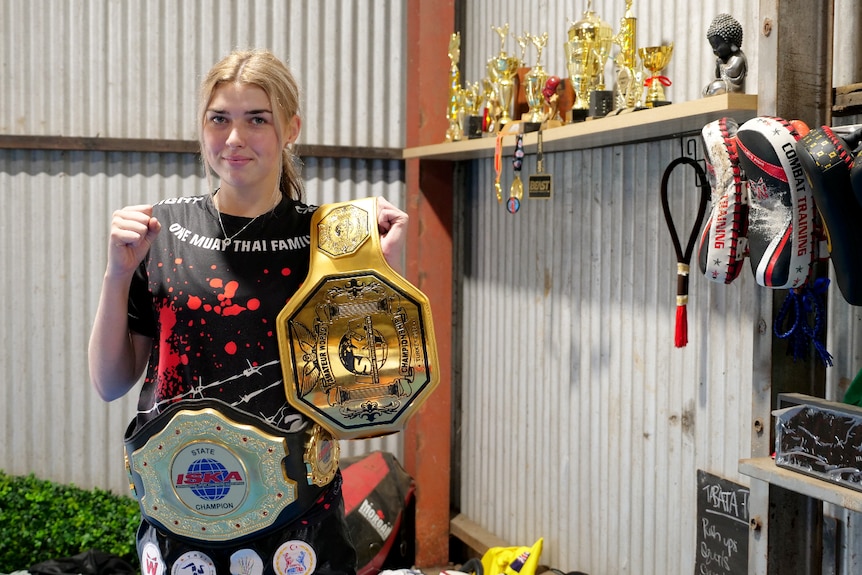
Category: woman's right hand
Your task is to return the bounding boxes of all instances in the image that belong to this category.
[90,204,160,401]
[107,205,161,277]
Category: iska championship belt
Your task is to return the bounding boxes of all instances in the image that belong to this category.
[276,198,439,439]
[124,399,339,544]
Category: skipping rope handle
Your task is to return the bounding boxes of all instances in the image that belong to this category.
[660,156,710,348]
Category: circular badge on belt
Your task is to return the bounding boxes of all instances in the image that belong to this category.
[273,540,317,575]
[304,425,340,487]
[230,549,263,575]
[171,551,216,575]
[171,440,249,516]
[141,542,165,575]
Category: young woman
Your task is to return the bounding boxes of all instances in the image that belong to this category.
[89,49,408,575]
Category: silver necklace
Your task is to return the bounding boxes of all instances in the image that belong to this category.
[213,189,276,246]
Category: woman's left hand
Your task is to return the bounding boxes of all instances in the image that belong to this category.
[376,196,409,274]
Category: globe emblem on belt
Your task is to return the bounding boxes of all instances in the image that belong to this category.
[186,458,231,500]
[171,441,249,517]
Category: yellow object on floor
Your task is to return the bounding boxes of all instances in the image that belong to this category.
[481,538,544,575]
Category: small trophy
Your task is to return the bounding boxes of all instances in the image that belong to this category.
[612,0,644,111]
[462,81,484,139]
[639,43,674,106]
[513,32,531,121]
[488,24,521,129]
[481,76,499,132]
[542,76,565,127]
[524,32,549,124]
[445,32,464,142]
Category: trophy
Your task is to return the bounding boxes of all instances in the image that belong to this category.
[524,32,549,123]
[481,76,499,132]
[639,43,674,106]
[542,76,565,126]
[462,81,484,138]
[564,1,613,120]
[445,32,464,141]
[513,32,531,120]
[612,0,644,110]
[488,23,521,129]
[513,31,529,66]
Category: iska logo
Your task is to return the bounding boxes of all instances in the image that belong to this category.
[171,442,248,516]
[175,457,243,494]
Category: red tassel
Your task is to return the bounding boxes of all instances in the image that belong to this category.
[675,303,688,348]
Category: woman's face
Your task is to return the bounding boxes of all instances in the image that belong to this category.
[202,82,299,196]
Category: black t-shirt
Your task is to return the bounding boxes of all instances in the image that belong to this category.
[128,194,318,434]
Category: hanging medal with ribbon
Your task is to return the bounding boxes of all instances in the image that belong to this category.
[494,131,505,204]
[507,133,524,214]
[528,129,553,200]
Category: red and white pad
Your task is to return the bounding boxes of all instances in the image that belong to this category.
[735,116,815,289]
[698,117,748,284]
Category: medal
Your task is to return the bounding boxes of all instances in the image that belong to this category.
[507,134,524,214]
[528,129,553,200]
[494,131,504,203]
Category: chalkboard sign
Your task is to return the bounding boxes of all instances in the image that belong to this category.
[694,470,750,575]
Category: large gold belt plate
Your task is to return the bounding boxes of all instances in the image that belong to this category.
[124,402,312,543]
[276,198,440,439]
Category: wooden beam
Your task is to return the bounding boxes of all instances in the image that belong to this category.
[834,83,862,115]
[0,135,199,154]
[0,134,402,160]
[750,2,835,574]
[450,514,510,556]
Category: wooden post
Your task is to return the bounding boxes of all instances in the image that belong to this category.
[750,2,834,574]
[404,0,455,568]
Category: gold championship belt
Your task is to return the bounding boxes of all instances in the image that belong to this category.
[276,198,440,439]
[123,399,339,543]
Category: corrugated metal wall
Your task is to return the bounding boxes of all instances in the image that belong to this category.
[0,0,405,147]
[0,0,407,496]
[456,139,759,574]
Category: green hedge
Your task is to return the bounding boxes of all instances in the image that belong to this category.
[0,470,140,573]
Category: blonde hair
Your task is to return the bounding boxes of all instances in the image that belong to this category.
[198,49,303,200]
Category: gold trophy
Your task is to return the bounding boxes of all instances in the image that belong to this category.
[612,0,644,110]
[564,1,613,120]
[513,32,531,120]
[462,81,484,138]
[481,76,500,133]
[488,23,521,129]
[639,43,674,107]
[445,32,464,141]
[524,32,549,123]
[513,32,529,67]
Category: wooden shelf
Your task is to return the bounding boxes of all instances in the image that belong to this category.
[403,93,759,161]
[739,457,862,512]
[449,513,510,555]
